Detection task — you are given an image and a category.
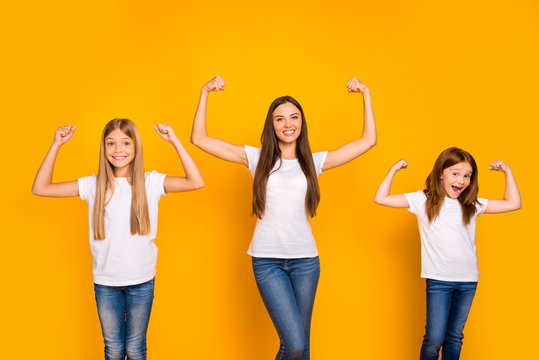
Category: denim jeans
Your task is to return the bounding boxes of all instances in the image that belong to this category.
[252,256,320,360]
[420,279,478,360]
[94,278,155,360]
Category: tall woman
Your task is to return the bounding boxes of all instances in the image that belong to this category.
[191,75,376,359]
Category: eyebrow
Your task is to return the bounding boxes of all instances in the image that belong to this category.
[105,137,132,140]
[274,112,300,117]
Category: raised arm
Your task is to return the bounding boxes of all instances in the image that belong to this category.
[190,75,248,166]
[374,159,410,208]
[484,160,521,214]
[153,124,205,193]
[322,77,377,171]
[32,125,80,197]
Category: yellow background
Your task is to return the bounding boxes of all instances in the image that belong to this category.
[2,0,538,358]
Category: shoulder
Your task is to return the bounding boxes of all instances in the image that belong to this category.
[404,190,426,203]
[78,174,97,186]
[145,171,167,196]
[312,151,328,162]
[145,170,167,185]
[404,190,426,213]
[145,170,166,180]
[244,145,261,157]
[244,146,261,171]
[78,174,97,200]
[476,197,488,215]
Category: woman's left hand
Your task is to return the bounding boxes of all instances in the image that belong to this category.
[154,124,179,143]
[346,77,369,94]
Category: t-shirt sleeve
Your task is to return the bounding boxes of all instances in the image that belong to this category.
[476,198,488,216]
[312,151,328,176]
[145,171,167,199]
[244,145,261,176]
[404,191,426,214]
[78,174,96,201]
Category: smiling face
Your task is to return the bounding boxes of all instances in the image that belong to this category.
[272,102,302,145]
[441,161,473,198]
[105,128,135,177]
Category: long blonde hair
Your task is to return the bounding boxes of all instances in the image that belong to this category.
[424,147,480,225]
[92,118,150,240]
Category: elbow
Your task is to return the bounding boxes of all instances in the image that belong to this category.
[192,179,205,190]
[190,134,199,147]
[373,195,382,205]
[190,132,206,148]
[31,185,42,196]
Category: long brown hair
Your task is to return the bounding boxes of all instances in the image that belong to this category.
[252,96,320,219]
[92,118,150,240]
[424,147,480,225]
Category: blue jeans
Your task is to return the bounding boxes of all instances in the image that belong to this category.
[94,278,155,360]
[252,256,320,360]
[420,279,478,360]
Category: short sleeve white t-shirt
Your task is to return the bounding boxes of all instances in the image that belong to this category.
[404,191,488,282]
[78,171,167,286]
[245,146,328,258]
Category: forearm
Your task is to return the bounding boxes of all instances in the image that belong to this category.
[191,90,210,145]
[170,139,204,187]
[360,91,377,146]
[32,144,61,194]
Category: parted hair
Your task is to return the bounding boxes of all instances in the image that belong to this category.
[424,147,480,225]
[92,118,150,240]
[252,96,320,219]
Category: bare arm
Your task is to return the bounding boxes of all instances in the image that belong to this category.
[190,75,248,166]
[373,159,410,208]
[153,124,205,193]
[322,77,377,171]
[32,125,79,197]
[485,160,522,214]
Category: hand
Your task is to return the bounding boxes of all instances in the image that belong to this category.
[346,77,369,94]
[53,125,76,146]
[391,159,408,172]
[202,75,226,93]
[153,124,179,143]
[490,159,510,173]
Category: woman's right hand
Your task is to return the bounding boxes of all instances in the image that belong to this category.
[202,75,226,93]
[391,159,408,172]
[53,125,76,146]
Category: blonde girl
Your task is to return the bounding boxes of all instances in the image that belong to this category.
[374,147,521,360]
[191,75,377,360]
[32,119,204,359]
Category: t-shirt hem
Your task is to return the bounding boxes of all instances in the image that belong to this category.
[248,250,319,259]
[93,273,156,287]
[421,273,479,282]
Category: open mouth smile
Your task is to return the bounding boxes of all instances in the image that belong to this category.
[283,129,296,136]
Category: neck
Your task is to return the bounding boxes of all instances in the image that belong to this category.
[113,167,130,178]
[279,141,297,159]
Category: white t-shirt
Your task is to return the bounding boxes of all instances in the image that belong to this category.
[245,145,328,258]
[404,191,488,282]
[78,171,167,286]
